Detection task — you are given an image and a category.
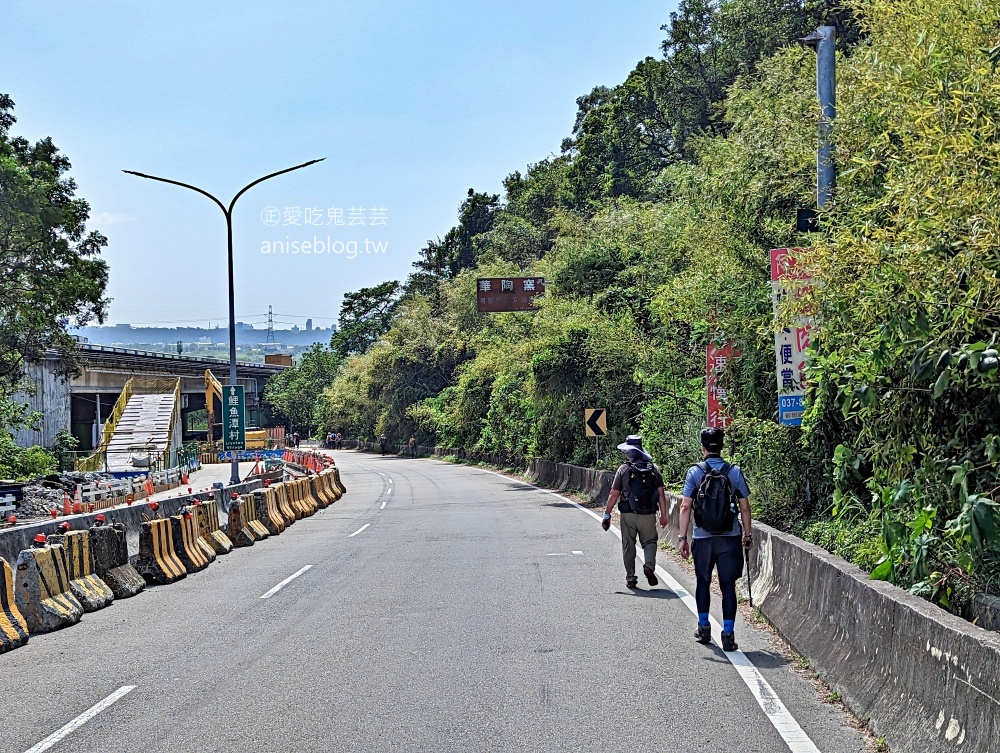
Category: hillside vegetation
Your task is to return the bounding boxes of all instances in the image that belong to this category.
[272,0,1000,612]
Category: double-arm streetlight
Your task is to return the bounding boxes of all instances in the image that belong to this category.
[124,158,325,484]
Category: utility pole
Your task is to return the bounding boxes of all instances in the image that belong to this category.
[124,159,324,485]
[800,26,837,208]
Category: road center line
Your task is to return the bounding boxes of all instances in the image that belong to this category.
[472,465,821,753]
[23,685,136,753]
[259,565,313,599]
[380,499,388,510]
[348,523,370,537]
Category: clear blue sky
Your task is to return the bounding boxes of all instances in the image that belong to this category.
[3,1,674,329]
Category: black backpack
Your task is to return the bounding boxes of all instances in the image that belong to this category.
[624,463,659,515]
[693,461,738,534]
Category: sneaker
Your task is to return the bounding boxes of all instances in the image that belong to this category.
[694,624,711,644]
[721,631,739,652]
[643,564,658,586]
[626,576,639,589]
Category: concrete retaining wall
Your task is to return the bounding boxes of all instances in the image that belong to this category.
[745,523,1000,752]
[0,479,262,567]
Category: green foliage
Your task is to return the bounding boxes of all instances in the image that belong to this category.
[329,281,402,357]
[263,344,342,434]
[0,430,56,479]
[0,94,109,399]
[313,0,1000,613]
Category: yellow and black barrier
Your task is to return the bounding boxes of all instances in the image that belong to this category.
[267,486,295,527]
[1,557,29,652]
[225,498,256,547]
[14,544,84,633]
[89,523,145,599]
[136,518,187,585]
[297,478,318,516]
[311,475,330,508]
[252,491,284,536]
[321,473,338,506]
[281,482,305,520]
[170,511,212,573]
[324,471,342,503]
[305,476,326,510]
[333,466,347,495]
[280,483,299,522]
[46,531,114,612]
[240,496,270,540]
[196,500,233,555]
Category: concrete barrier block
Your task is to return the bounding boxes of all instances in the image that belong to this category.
[195,500,233,555]
[252,491,283,536]
[46,531,114,612]
[89,524,144,599]
[225,500,256,547]
[14,545,84,633]
[169,513,211,573]
[1,557,29,652]
[135,519,187,585]
[241,497,270,540]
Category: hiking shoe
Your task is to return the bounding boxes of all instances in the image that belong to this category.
[643,564,658,586]
[721,631,739,652]
[694,624,712,644]
[626,576,639,589]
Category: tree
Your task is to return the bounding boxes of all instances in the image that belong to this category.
[329,281,402,357]
[263,344,342,434]
[0,94,109,408]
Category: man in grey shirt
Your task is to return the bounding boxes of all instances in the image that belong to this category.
[602,435,668,589]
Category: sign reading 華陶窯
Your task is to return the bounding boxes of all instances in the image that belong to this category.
[223,385,246,451]
[476,277,545,313]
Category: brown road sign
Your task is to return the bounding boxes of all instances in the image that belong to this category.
[476,277,545,313]
[585,408,607,437]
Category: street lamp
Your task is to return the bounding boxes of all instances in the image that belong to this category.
[124,158,325,484]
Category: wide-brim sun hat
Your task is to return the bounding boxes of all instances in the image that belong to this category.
[616,434,652,462]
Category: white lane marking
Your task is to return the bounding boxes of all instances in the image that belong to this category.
[546,553,568,556]
[472,466,821,753]
[23,685,136,753]
[380,499,388,510]
[348,523,370,537]
[572,550,584,555]
[259,565,313,599]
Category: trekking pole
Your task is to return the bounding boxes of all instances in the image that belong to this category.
[744,546,754,609]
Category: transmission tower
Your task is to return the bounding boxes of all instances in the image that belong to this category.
[266,306,275,345]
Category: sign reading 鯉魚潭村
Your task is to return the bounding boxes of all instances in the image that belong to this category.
[476,277,545,313]
[223,385,246,451]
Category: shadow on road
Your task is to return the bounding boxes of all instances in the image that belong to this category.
[615,588,679,600]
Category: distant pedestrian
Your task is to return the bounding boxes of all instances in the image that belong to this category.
[677,427,752,652]
[601,435,668,589]
[408,435,416,457]
[379,434,387,456]
[293,431,300,449]
[337,432,343,450]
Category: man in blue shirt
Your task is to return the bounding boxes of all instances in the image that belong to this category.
[677,427,752,652]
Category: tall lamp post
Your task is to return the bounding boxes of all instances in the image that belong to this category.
[124,158,325,484]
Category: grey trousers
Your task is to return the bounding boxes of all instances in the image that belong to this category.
[619,512,658,577]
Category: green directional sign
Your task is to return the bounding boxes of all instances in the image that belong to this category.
[223,384,246,451]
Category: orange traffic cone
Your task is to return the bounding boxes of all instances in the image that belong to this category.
[73,485,83,514]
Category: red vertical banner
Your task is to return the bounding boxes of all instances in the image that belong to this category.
[707,341,739,429]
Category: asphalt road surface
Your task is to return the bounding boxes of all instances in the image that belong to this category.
[1,453,868,753]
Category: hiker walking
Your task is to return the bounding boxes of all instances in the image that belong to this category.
[408,435,416,457]
[379,434,387,455]
[677,427,752,652]
[601,435,668,589]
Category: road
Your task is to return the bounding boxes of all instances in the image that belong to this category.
[0,453,867,753]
